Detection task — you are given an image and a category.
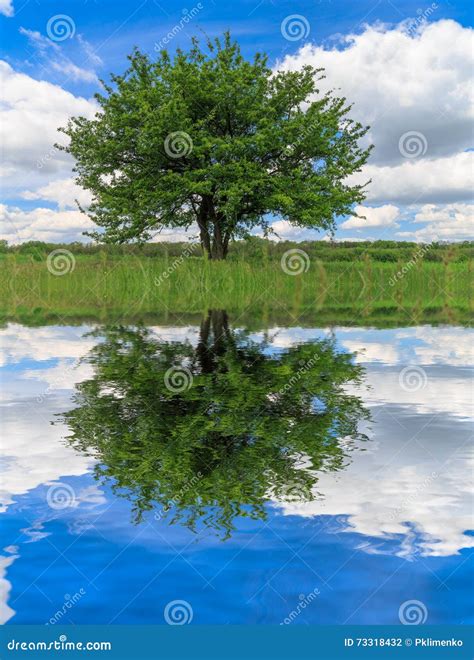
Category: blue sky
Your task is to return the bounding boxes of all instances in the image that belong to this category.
[0,0,472,243]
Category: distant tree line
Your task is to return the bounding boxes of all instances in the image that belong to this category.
[1,237,472,263]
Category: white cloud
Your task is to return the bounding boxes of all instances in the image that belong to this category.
[0,400,95,513]
[274,326,474,557]
[21,178,92,210]
[0,553,17,624]
[348,152,474,205]
[0,0,13,17]
[0,60,97,192]
[50,59,98,83]
[340,204,399,229]
[278,20,473,208]
[0,324,97,367]
[77,34,103,68]
[278,20,473,164]
[275,438,474,557]
[341,339,400,365]
[19,28,99,83]
[149,224,199,243]
[0,204,95,244]
[396,202,474,241]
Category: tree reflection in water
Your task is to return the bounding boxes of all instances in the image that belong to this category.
[61,310,369,537]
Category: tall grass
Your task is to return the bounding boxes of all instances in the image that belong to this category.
[2,253,472,326]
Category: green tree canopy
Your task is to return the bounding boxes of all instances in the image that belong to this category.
[59,33,372,259]
[61,311,369,537]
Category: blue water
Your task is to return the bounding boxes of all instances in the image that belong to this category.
[1,323,473,625]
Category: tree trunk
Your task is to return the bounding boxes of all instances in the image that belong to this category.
[197,198,212,259]
[212,221,225,260]
[197,198,228,260]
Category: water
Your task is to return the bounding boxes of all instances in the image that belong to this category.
[1,316,472,625]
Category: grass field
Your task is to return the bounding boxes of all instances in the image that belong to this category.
[2,248,472,327]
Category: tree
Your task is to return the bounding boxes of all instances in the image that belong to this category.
[61,311,369,537]
[59,33,372,259]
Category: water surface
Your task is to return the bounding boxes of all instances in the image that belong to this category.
[1,316,472,625]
